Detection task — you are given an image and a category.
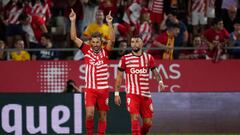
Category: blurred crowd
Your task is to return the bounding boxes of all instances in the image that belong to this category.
[0,0,240,61]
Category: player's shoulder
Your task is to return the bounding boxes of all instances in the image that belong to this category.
[143,52,154,58]
[123,52,133,57]
[80,42,90,50]
[119,53,132,60]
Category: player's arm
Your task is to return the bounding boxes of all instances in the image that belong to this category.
[40,24,48,33]
[114,69,124,106]
[35,15,48,33]
[152,67,166,91]
[69,9,83,48]
[153,39,172,51]
[105,11,115,51]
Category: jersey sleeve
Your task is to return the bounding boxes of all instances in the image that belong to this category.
[118,56,126,71]
[149,54,157,70]
[79,43,90,54]
[34,15,45,25]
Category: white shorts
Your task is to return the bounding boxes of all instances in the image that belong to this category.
[207,7,215,18]
[192,11,208,25]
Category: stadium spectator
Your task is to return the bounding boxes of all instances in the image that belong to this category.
[81,0,99,34]
[32,33,59,60]
[179,34,209,59]
[63,79,80,93]
[3,0,23,25]
[114,35,166,135]
[188,0,208,35]
[10,37,30,61]
[18,13,48,48]
[149,19,180,60]
[161,9,189,59]
[111,39,129,59]
[203,17,229,61]
[222,5,240,33]
[122,0,142,36]
[113,22,129,42]
[31,0,52,22]
[229,20,240,58]
[22,0,32,15]
[0,40,7,60]
[3,0,23,48]
[69,9,115,135]
[83,9,111,43]
[163,0,189,23]
[136,8,152,47]
[221,0,239,11]
[148,0,164,34]
[206,0,216,26]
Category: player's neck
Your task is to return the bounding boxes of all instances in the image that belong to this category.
[132,50,143,57]
[93,50,100,54]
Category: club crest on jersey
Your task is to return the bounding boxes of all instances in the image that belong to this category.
[130,68,148,74]
[89,60,104,65]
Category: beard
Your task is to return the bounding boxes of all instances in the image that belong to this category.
[132,47,140,53]
[92,46,101,53]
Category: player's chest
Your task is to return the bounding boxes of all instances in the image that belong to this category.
[126,57,150,68]
[85,52,108,66]
[125,57,150,74]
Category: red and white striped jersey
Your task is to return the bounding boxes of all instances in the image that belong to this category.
[122,2,141,25]
[23,2,32,14]
[5,6,23,24]
[139,22,152,45]
[148,0,163,14]
[32,2,51,21]
[118,52,156,97]
[191,0,206,13]
[81,44,110,90]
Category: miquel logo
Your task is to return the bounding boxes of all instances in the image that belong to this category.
[0,94,82,135]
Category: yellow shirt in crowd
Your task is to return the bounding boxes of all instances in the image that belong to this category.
[83,22,110,40]
[11,50,30,61]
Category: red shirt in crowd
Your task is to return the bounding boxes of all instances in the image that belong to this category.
[204,27,229,43]
[31,15,46,42]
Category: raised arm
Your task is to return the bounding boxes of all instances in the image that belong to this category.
[105,11,115,51]
[69,9,83,48]
[114,70,124,106]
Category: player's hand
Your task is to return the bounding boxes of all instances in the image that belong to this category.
[114,95,121,106]
[158,81,168,92]
[69,9,76,21]
[106,11,113,24]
